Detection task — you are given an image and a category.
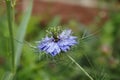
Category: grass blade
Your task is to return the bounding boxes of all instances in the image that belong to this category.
[15,0,33,68]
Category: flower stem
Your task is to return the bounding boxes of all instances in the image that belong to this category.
[5,0,15,72]
[67,54,94,80]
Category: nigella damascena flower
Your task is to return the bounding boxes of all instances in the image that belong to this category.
[37,29,77,56]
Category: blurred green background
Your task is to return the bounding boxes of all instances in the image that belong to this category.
[0,0,120,80]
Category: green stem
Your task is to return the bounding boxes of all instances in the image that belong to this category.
[67,55,94,80]
[6,0,15,72]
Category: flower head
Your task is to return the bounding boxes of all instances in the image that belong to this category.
[37,29,77,56]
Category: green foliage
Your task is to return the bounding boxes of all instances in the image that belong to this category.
[0,0,120,80]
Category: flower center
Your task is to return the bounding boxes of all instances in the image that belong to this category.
[53,37,60,42]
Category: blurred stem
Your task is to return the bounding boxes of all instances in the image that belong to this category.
[67,55,94,80]
[11,0,17,7]
[5,0,15,73]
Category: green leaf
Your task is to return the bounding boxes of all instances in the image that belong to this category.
[15,0,33,68]
[1,71,14,80]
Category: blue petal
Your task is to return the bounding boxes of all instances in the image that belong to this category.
[58,40,68,46]
[59,29,72,39]
[69,36,77,40]
[66,39,77,46]
[47,42,61,56]
[60,46,70,52]
[58,38,77,47]
[46,42,56,53]
[50,48,61,56]
[38,36,53,50]
[38,41,50,50]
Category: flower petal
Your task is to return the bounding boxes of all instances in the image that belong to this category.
[47,42,61,56]
[60,46,70,52]
[59,29,72,39]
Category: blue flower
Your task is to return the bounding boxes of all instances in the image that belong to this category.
[38,29,77,56]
